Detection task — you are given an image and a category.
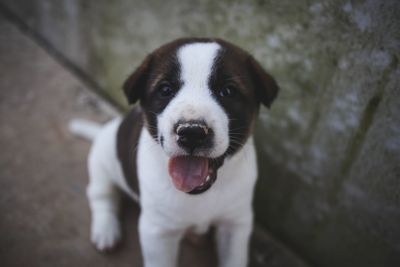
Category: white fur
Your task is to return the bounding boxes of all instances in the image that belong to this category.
[84,42,258,267]
[68,118,102,140]
[86,118,140,251]
[137,129,256,267]
[158,43,229,158]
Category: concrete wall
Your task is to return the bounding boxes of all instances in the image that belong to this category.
[2,0,399,266]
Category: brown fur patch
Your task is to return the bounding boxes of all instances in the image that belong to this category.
[116,106,143,195]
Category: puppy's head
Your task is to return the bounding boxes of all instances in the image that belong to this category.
[123,38,279,194]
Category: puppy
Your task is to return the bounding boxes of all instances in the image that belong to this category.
[83,38,278,267]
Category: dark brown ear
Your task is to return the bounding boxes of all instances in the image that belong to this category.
[247,56,279,108]
[123,55,153,104]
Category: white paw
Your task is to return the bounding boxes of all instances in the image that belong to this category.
[91,212,121,251]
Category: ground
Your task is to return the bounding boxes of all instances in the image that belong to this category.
[0,16,307,267]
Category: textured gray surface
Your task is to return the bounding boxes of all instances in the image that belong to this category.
[1,0,400,266]
[0,16,143,267]
[0,16,307,267]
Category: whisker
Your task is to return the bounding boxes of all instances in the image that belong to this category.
[146,110,159,116]
[229,140,245,145]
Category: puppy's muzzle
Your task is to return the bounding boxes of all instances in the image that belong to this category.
[175,120,212,153]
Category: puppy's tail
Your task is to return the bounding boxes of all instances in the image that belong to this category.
[68,119,102,141]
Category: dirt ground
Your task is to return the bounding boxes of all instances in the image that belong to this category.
[0,16,307,267]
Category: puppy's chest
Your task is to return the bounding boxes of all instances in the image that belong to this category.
[135,123,258,227]
[145,188,232,230]
[139,155,255,227]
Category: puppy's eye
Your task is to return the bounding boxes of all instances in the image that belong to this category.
[218,86,236,98]
[157,83,175,98]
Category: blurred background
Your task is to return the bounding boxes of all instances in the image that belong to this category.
[0,0,399,266]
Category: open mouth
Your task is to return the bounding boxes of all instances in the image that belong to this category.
[168,156,218,194]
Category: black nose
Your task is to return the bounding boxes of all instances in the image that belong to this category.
[175,121,211,152]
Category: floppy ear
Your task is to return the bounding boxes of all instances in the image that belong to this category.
[123,55,153,104]
[247,56,279,108]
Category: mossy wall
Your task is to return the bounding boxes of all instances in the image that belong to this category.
[2,0,399,266]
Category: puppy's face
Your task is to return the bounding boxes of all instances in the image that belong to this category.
[124,38,279,194]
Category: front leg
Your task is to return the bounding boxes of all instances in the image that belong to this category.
[216,217,253,267]
[87,172,121,251]
[139,214,184,267]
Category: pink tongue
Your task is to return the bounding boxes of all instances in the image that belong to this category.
[168,156,209,192]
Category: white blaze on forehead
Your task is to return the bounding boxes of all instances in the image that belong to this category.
[158,41,229,158]
[177,42,221,90]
